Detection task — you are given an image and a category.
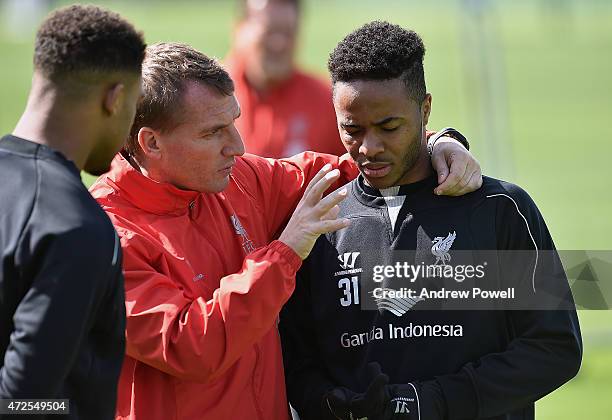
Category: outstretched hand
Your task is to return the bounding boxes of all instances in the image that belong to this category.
[279,164,350,260]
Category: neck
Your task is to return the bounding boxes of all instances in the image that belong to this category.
[127,153,165,184]
[244,68,274,93]
[394,142,434,186]
[127,153,149,176]
[243,61,294,94]
[12,75,95,171]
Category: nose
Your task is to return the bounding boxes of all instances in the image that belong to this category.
[358,134,384,158]
[223,125,245,157]
[266,31,292,55]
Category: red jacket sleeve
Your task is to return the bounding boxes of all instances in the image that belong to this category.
[238,152,359,238]
[119,230,301,383]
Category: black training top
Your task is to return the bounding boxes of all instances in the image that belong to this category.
[0,135,125,419]
[281,174,582,420]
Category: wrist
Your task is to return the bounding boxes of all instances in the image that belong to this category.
[427,127,470,156]
[269,239,303,269]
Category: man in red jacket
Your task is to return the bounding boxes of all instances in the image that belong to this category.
[227,0,345,157]
[90,42,481,419]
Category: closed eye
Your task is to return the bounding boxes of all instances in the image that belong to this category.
[343,127,361,136]
[201,127,223,138]
[381,126,399,132]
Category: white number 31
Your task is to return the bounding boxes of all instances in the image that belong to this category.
[338,276,360,307]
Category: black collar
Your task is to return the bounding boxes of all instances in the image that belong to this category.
[359,174,438,197]
[352,174,457,212]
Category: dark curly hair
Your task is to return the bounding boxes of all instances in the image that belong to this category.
[34,4,145,79]
[328,21,426,103]
[125,43,235,157]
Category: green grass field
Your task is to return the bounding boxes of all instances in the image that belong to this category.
[1,0,610,418]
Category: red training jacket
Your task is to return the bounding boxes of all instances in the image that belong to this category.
[227,54,346,158]
[90,151,357,420]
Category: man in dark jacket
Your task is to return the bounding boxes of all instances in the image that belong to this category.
[0,5,145,418]
[280,21,582,420]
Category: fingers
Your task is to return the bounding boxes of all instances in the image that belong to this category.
[320,204,340,221]
[303,163,333,197]
[453,168,483,196]
[305,169,341,205]
[430,147,450,184]
[434,151,468,195]
[364,373,389,397]
[328,388,351,405]
[312,218,350,235]
[351,365,389,415]
[464,158,483,192]
[278,168,347,260]
[439,152,482,196]
[316,186,348,217]
[364,362,389,397]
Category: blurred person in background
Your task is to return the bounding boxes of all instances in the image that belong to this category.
[90,41,481,420]
[0,5,145,418]
[0,0,54,40]
[227,0,345,157]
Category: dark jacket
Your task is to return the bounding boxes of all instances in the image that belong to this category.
[281,174,582,420]
[0,135,125,419]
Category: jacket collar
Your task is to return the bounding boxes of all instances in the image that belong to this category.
[104,151,200,215]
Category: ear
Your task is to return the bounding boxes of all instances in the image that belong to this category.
[421,93,432,127]
[137,127,162,161]
[103,83,125,116]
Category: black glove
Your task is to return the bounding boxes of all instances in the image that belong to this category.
[383,381,447,420]
[324,362,390,419]
[324,377,446,420]
[323,364,446,420]
[381,383,420,419]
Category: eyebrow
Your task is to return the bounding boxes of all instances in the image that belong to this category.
[199,108,242,134]
[373,117,403,125]
[339,116,403,128]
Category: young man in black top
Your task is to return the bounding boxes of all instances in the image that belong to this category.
[280,21,581,420]
[0,5,145,418]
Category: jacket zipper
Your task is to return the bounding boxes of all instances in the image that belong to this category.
[188,200,195,219]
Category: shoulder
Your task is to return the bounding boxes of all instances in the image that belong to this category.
[39,173,112,233]
[231,154,272,188]
[232,153,306,182]
[89,174,138,222]
[26,167,118,262]
[88,190,160,259]
[292,69,332,96]
[234,153,273,174]
[0,149,38,234]
[56,222,118,261]
[228,154,289,205]
[478,176,539,212]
